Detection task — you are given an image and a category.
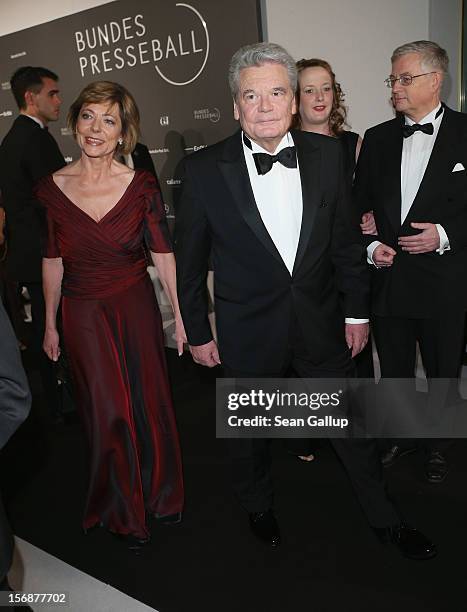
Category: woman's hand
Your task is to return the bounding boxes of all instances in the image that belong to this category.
[43,327,61,362]
[360,211,377,235]
[175,315,187,356]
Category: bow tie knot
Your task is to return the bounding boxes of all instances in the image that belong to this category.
[402,122,434,138]
[252,146,297,175]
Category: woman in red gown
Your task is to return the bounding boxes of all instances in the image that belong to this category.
[37,81,184,547]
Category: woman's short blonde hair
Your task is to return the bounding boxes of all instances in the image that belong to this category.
[67,81,140,155]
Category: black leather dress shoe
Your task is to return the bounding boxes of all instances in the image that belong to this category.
[113,532,150,552]
[373,523,437,560]
[381,445,417,468]
[154,511,182,525]
[425,451,449,483]
[249,509,281,547]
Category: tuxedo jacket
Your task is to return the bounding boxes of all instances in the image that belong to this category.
[0,299,31,579]
[0,115,65,283]
[176,129,369,373]
[354,106,467,318]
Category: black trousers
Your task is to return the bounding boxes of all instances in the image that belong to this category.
[23,282,60,416]
[223,321,399,528]
[372,313,466,453]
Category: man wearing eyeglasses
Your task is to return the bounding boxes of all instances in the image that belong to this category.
[354,40,467,483]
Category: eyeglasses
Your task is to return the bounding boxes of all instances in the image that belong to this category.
[384,72,437,88]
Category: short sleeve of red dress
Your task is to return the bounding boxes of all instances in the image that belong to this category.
[140,171,173,254]
[34,175,61,258]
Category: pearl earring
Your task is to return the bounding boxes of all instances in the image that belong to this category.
[118,138,123,145]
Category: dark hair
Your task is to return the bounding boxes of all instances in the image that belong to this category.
[10,66,59,110]
[68,81,140,155]
[293,58,348,135]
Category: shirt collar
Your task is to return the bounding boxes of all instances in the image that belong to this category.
[405,102,443,126]
[242,131,293,155]
[22,113,45,129]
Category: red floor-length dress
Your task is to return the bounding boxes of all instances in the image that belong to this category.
[36,169,184,539]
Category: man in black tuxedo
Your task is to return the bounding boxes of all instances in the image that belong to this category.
[0,298,31,599]
[353,41,467,483]
[176,42,435,559]
[0,67,65,420]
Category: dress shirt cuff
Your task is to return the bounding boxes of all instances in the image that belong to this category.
[435,224,450,254]
[345,318,369,324]
[367,241,382,265]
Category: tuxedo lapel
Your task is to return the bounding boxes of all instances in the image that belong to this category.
[291,131,321,275]
[217,131,286,268]
[405,108,457,225]
[382,119,404,234]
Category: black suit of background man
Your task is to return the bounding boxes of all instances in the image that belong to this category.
[0,67,65,421]
[353,41,467,482]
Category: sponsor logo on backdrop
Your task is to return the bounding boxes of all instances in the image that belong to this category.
[0,110,13,118]
[65,156,73,163]
[74,3,209,86]
[184,144,207,152]
[150,148,170,154]
[159,115,169,126]
[166,178,181,185]
[61,127,73,136]
[10,51,26,59]
[1,82,11,91]
[193,107,220,123]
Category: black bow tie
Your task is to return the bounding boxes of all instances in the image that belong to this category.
[252,146,297,175]
[402,122,434,138]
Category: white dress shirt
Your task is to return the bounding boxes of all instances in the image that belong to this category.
[242,132,302,275]
[242,132,366,324]
[368,102,449,263]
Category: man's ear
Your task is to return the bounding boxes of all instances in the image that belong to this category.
[233,99,239,121]
[24,89,35,108]
[432,71,443,94]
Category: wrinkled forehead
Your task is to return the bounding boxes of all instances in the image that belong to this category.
[238,62,292,92]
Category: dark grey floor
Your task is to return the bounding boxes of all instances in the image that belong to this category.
[1,350,466,612]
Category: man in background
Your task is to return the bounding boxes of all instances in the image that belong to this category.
[0,67,65,421]
[354,41,467,482]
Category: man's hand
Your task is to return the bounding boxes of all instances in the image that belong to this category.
[345,323,369,358]
[373,243,396,267]
[398,222,440,254]
[360,211,377,235]
[189,340,221,368]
